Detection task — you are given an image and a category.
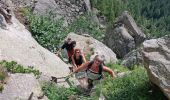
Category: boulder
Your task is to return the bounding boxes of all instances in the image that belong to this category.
[105,11,146,58]
[0,14,7,29]
[33,0,88,26]
[0,0,12,29]
[142,35,170,99]
[121,48,143,68]
[117,11,146,46]
[105,26,135,58]
[67,32,118,63]
[0,3,70,81]
[10,0,36,8]
[0,73,48,100]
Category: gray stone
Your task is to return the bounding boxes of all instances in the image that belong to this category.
[105,11,146,58]
[121,48,143,68]
[67,32,118,63]
[0,14,7,29]
[0,73,48,100]
[10,0,36,8]
[117,11,146,46]
[105,26,135,58]
[83,0,91,12]
[0,10,70,82]
[33,0,89,25]
[142,35,170,99]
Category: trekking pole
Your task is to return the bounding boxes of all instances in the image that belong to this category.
[51,72,75,86]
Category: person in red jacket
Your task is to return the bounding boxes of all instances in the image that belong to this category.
[56,38,76,63]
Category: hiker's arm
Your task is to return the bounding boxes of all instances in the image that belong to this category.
[82,54,87,63]
[56,43,65,55]
[103,66,117,78]
[73,62,89,73]
[71,56,77,68]
[56,48,62,55]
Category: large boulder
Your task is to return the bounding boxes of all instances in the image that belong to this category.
[34,0,88,26]
[0,73,48,100]
[105,11,146,58]
[117,11,146,46]
[0,1,69,80]
[67,33,118,63]
[10,0,36,8]
[121,48,143,68]
[142,35,170,99]
[105,26,135,58]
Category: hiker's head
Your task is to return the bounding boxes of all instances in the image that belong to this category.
[67,38,72,44]
[72,41,76,47]
[74,49,81,56]
[94,55,105,66]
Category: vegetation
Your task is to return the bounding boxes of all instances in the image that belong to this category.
[106,63,129,73]
[0,60,41,77]
[91,0,170,38]
[95,67,167,100]
[42,65,166,100]
[42,83,80,100]
[68,14,104,41]
[0,66,7,92]
[20,8,104,53]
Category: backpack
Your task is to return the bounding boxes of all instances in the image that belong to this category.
[86,61,103,80]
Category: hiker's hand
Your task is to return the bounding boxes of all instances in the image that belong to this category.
[55,52,59,56]
[72,67,77,73]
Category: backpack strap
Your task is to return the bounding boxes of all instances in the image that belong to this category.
[87,61,103,75]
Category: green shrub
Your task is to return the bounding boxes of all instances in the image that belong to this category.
[106,63,129,73]
[0,66,8,92]
[69,15,105,41]
[0,60,41,77]
[0,84,4,92]
[28,14,68,52]
[42,83,79,100]
[0,71,6,81]
[94,67,167,100]
[25,9,104,53]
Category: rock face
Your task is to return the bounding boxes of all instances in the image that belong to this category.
[105,26,135,58]
[121,48,143,68]
[0,73,48,100]
[105,11,146,58]
[142,35,170,99]
[34,0,89,26]
[10,0,36,8]
[0,0,12,29]
[117,11,146,46]
[67,33,118,63]
[0,1,69,80]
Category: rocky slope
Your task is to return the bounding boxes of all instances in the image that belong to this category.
[0,0,70,99]
[105,11,146,59]
[142,35,170,99]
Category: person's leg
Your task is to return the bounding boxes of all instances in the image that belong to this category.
[67,49,74,64]
[78,78,89,90]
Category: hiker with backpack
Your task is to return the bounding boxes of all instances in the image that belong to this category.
[71,49,87,88]
[73,54,116,90]
[56,38,76,63]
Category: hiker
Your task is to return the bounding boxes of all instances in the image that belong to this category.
[72,49,86,68]
[0,0,12,24]
[56,38,76,63]
[71,49,87,88]
[73,55,116,90]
